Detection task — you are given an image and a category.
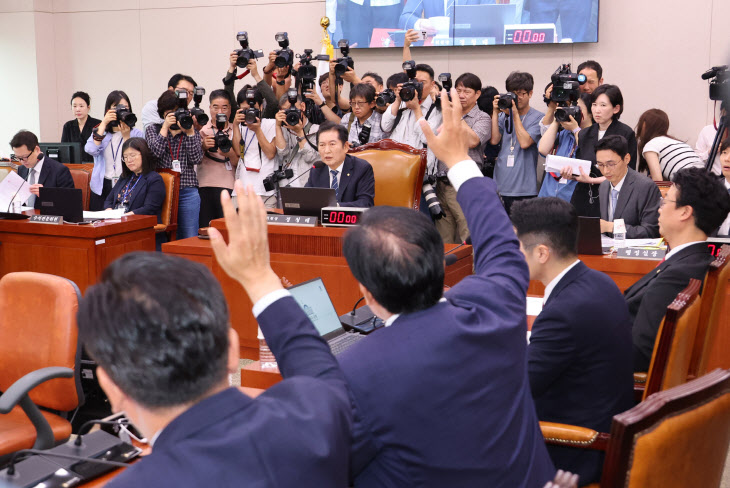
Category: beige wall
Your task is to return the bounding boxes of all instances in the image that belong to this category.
[1,0,728,156]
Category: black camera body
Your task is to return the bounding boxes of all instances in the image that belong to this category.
[439,73,452,92]
[376,89,396,108]
[334,39,354,77]
[555,105,582,124]
[284,89,302,126]
[263,167,294,192]
[497,92,517,110]
[235,31,264,68]
[703,65,729,102]
[243,89,261,125]
[355,122,371,147]
[550,63,586,104]
[274,32,294,69]
[211,113,232,153]
[400,61,423,103]
[110,105,137,129]
[297,49,329,92]
[190,87,209,126]
[173,89,193,130]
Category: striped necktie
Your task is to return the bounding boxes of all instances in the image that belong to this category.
[331,170,339,199]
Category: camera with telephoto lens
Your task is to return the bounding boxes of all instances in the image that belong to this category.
[703,65,729,101]
[173,89,193,130]
[110,105,137,129]
[334,39,354,77]
[274,32,294,69]
[497,92,517,110]
[400,61,423,103]
[263,166,294,192]
[210,113,232,153]
[190,87,209,126]
[284,89,302,126]
[422,174,445,220]
[555,105,582,124]
[296,49,329,92]
[376,89,396,108]
[243,89,260,125]
[548,64,586,124]
[234,31,264,69]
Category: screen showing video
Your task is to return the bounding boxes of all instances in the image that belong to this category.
[327,0,599,48]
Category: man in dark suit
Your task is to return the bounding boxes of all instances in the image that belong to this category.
[76,186,352,487]
[305,121,375,208]
[512,197,634,484]
[10,130,74,209]
[596,135,661,238]
[337,89,554,487]
[625,167,730,371]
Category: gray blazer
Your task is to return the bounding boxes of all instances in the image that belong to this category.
[599,168,661,238]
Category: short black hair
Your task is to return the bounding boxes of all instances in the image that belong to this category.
[506,71,534,92]
[477,86,499,113]
[319,72,343,87]
[720,137,730,153]
[595,134,629,159]
[237,85,263,107]
[121,137,155,178]
[361,72,384,87]
[209,89,232,105]
[167,74,197,89]
[349,83,376,103]
[577,60,603,80]
[672,168,730,235]
[77,252,231,409]
[591,84,624,120]
[9,130,38,150]
[317,121,348,144]
[157,90,179,119]
[415,63,435,81]
[344,207,444,314]
[386,72,409,89]
[455,73,482,93]
[511,197,578,259]
[104,90,132,114]
[71,91,91,106]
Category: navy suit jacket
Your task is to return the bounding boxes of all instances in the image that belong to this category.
[338,175,555,487]
[398,0,495,30]
[599,168,661,238]
[103,171,166,223]
[305,154,375,207]
[625,242,712,371]
[529,261,634,484]
[106,296,352,488]
[18,154,75,209]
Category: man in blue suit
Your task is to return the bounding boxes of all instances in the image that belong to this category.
[511,197,634,484]
[398,0,496,33]
[76,186,352,488]
[337,88,555,487]
[306,121,375,208]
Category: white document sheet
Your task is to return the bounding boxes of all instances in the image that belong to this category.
[0,171,31,211]
[545,154,592,176]
[83,208,126,219]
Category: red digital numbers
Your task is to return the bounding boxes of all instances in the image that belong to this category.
[329,211,357,225]
[512,30,547,44]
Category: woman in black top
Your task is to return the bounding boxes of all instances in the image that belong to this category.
[61,91,101,162]
[569,84,637,217]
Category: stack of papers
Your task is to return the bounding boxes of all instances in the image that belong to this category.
[83,209,126,220]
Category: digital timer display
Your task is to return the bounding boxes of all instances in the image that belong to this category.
[321,207,369,227]
[328,211,360,225]
[706,241,730,258]
[504,24,556,45]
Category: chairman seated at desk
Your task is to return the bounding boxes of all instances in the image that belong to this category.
[305,122,375,208]
[10,130,74,209]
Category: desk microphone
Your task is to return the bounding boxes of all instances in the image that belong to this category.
[74,419,131,447]
[283,161,325,187]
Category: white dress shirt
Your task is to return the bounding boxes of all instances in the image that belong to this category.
[718,179,730,236]
[542,260,581,305]
[664,241,706,261]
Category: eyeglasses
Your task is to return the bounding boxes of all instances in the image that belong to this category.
[11,150,34,162]
[595,161,620,169]
[122,153,141,163]
[350,101,371,107]
[660,197,677,208]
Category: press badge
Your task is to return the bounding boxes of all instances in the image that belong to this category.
[111,177,119,187]
[507,155,515,167]
[172,159,181,172]
[225,161,232,171]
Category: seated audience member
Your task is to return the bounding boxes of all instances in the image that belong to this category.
[141,74,196,130]
[597,135,661,238]
[512,197,633,485]
[145,90,204,239]
[104,137,165,222]
[571,84,637,217]
[199,90,240,228]
[274,92,320,188]
[340,83,388,147]
[337,89,554,487]
[491,71,544,215]
[576,60,604,95]
[78,188,353,486]
[234,87,279,208]
[636,108,704,181]
[435,73,491,243]
[625,167,730,371]
[695,101,727,175]
[61,91,100,162]
[306,122,374,208]
[85,90,145,210]
[223,54,279,119]
[10,130,74,208]
[538,90,592,202]
[717,139,730,236]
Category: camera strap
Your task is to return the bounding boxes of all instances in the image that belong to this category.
[205,152,229,163]
[391,108,406,132]
[425,104,437,121]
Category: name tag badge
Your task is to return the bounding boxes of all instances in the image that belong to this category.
[507,155,515,168]
[225,161,233,171]
[172,159,182,172]
[111,177,119,187]
[559,177,567,185]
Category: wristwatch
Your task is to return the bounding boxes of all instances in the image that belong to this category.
[319,102,326,108]
[296,135,306,142]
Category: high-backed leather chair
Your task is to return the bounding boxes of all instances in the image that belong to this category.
[63,163,94,211]
[655,180,672,198]
[348,139,427,210]
[0,272,83,457]
[156,168,180,241]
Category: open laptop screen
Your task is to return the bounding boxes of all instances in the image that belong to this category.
[287,278,342,337]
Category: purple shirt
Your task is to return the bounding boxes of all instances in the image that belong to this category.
[145,124,203,188]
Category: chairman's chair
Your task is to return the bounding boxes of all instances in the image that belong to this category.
[348,139,427,209]
[0,272,84,460]
[156,168,180,242]
[63,163,94,211]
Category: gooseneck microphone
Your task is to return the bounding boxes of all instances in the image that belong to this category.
[283,160,325,188]
[74,419,130,446]
[6,178,28,212]
[444,236,472,266]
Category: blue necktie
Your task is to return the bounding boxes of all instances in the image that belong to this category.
[610,188,619,221]
[331,170,339,199]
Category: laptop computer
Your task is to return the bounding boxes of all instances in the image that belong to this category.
[287,277,366,356]
[279,187,336,216]
[453,4,517,44]
[39,187,85,223]
[577,216,609,255]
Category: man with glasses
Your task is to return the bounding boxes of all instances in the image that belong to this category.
[595,135,660,238]
[339,84,388,147]
[9,130,74,209]
[624,167,730,371]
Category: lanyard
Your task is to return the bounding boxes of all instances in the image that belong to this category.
[242,128,256,157]
[167,136,182,161]
[121,175,142,205]
[110,137,124,173]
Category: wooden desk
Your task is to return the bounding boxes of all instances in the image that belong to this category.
[0,214,156,292]
[163,222,474,359]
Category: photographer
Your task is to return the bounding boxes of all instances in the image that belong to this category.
[145,90,204,239]
[224,54,280,120]
[274,92,320,188]
[339,83,388,146]
[141,74,197,130]
[303,75,343,125]
[263,50,293,100]
[234,87,279,208]
[490,71,544,215]
[577,60,604,95]
[328,60,354,113]
[695,100,727,175]
[199,90,241,228]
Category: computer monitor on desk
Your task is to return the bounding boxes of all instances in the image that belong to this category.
[40,142,82,165]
